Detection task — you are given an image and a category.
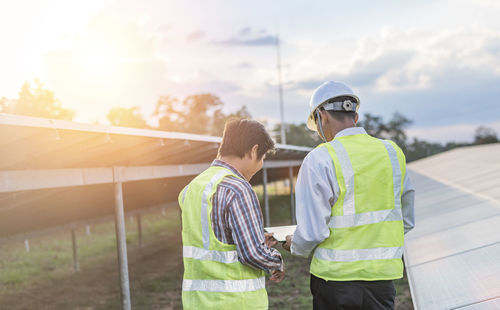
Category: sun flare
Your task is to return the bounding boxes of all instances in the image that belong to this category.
[79,44,118,77]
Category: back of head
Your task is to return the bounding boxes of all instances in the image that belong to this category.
[307,81,360,131]
[218,119,275,159]
[321,96,357,123]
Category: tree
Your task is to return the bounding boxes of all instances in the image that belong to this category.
[405,138,445,162]
[358,113,387,137]
[107,106,149,128]
[154,93,224,134]
[274,123,322,147]
[7,79,75,120]
[153,95,180,131]
[358,112,412,149]
[385,112,413,148]
[0,96,12,113]
[211,105,252,136]
[474,126,499,145]
[153,93,252,136]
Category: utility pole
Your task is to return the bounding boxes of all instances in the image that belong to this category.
[276,34,286,145]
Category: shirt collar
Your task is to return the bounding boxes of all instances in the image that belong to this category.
[212,159,246,179]
[334,127,367,139]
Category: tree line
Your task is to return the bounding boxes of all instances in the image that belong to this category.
[1,80,498,162]
[274,113,498,162]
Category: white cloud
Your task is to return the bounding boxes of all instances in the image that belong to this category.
[290,26,500,94]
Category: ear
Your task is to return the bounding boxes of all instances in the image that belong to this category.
[319,109,330,125]
[354,113,359,124]
[250,144,259,160]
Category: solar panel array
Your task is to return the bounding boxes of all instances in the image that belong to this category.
[0,113,311,238]
[405,143,500,310]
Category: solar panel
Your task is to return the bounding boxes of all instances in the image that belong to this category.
[0,113,311,238]
[405,143,500,310]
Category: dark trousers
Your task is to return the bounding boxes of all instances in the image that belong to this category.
[310,274,396,310]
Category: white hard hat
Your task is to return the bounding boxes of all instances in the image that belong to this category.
[306,81,360,131]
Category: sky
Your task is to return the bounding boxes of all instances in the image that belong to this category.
[1,0,500,143]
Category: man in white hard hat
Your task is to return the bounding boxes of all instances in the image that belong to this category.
[283,81,415,309]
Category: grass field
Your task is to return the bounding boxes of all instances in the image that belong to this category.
[0,191,413,309]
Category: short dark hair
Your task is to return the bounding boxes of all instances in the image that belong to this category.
[218,119,275,159]
[325,110,356,122]
[320,96,357,122]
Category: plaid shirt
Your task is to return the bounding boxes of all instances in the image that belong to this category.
[211,159,283,273]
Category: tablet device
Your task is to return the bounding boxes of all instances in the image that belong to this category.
[264,225,296,242]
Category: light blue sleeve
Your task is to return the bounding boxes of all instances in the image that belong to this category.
[290,147,338,258]
[402,173,416,233]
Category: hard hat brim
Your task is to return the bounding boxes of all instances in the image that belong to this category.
[307,114,317,131]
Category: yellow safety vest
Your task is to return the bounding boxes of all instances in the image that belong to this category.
[310,133,406,281]
[179,166,267,310]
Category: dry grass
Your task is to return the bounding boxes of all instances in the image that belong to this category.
[0,193,413,309]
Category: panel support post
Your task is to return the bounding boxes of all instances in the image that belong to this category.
[24,239,30,253]
[137,214,143,248]
[71,228,80,272]
[289,166,296,225]
[263,167,270,227]
[113,167,132,310]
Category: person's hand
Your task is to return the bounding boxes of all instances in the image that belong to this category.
[269,262,285,283]
[264,232,278,248]
[282,235,292,252]
[270,270,285,283]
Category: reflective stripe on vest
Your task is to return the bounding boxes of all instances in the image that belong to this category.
[330,140,356,216]
[326,139,403,229]
[382,140,403,209]
[314,246,403,262]
[201,169,230,250]
[183,277,266,292]
[328,207,402,229]
[183,246,239,264]
[181,186,189,204]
